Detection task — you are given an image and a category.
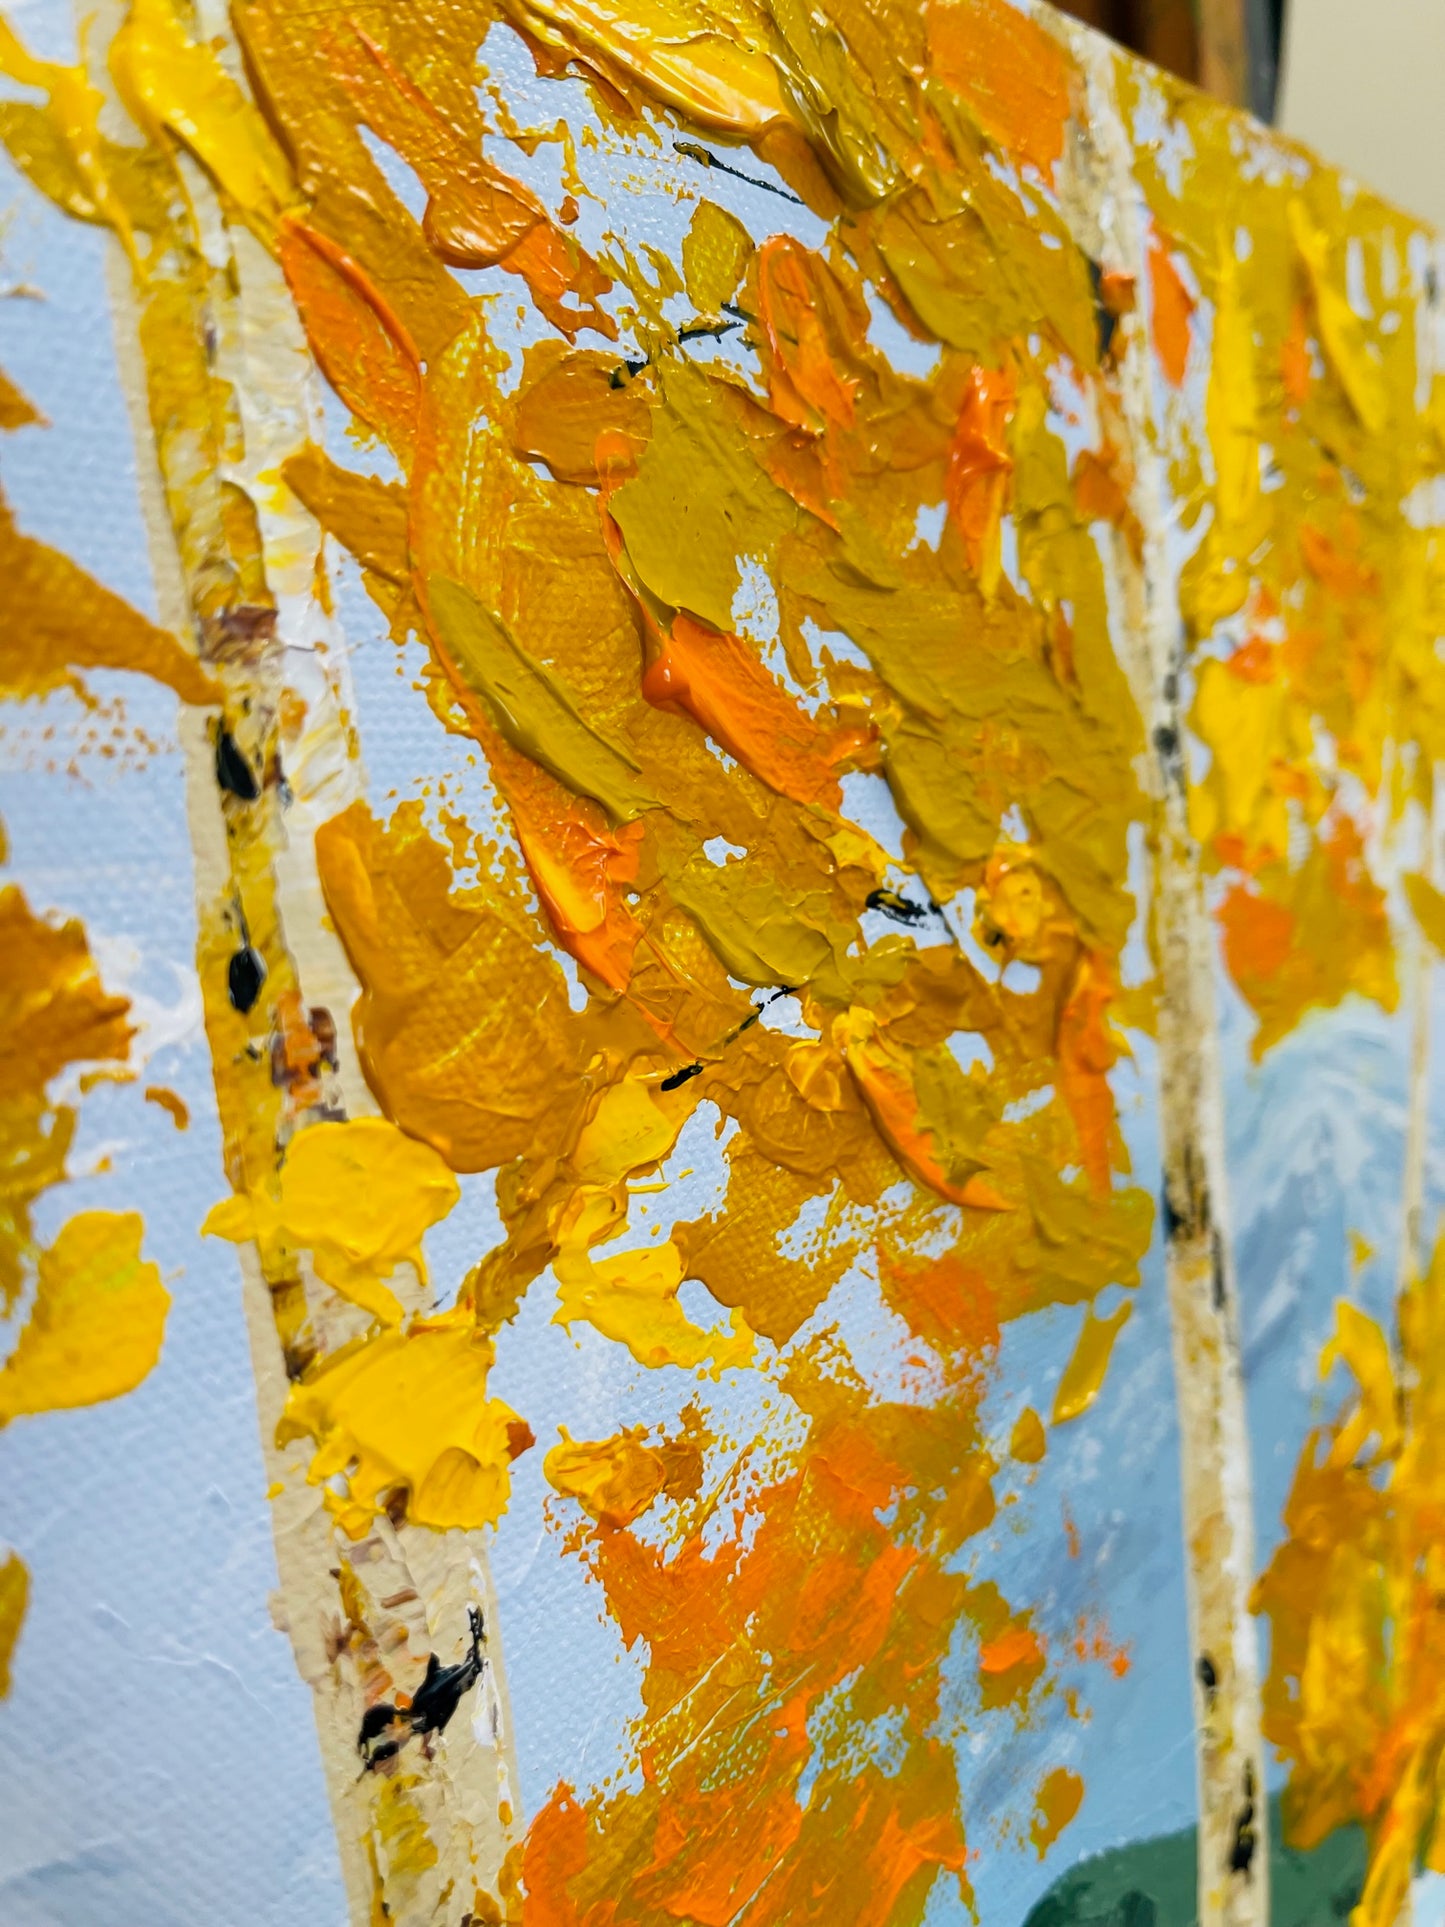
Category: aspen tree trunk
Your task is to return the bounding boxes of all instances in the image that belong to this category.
[1399,829,1433,1300]
[1398,924,1431,1295]
[1386,795,1435,1927]
[1058,31,1270,1927]
[85,4,517,1918]
[1388,232,1445,1924]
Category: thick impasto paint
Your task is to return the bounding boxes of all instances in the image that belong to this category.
[0,2,1443,1924]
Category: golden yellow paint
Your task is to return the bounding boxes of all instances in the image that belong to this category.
[0,365,42,431]
[571,1076,691,1191]
[1288,202,1387,435]
[1188,655,1290,860]
[1254,1236,1445,1926]
[277,1315,525,1537]
[554,1196,754,1375]
[0,494,215,706]
[1319,1299,1401,1468]
[1405,872,1445,958]
[544,1428,670,1527]
[13,0,1440,1912]
[499,0,793,140]
[1051,1301,1134,1426]
[204,1116,460,1324]
[427,574,655,823]
[681,199,752,319]
[373,1775,440,1885]
[0,883,133,1311]
[1009,1406,1047,1465]
[0,1212,168,1423]
[1030,1766,1084,1858]
[0,17,138,261]
[1144,85,1433,1096]
[144,1085,190,1130]
[0,886,133,1104]
[110,0,295,240]
[0,1549,27,1697]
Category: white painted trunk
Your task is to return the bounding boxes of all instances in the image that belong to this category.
[86,6,518,1918]
[1058,30,1270,1927]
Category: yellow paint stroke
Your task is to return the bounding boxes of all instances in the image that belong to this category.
[1320,1299,1401,1468]
[277,1316,527,1537]
[0,885,133,1104]
[1,493,216,705]
[838,1008,1005,1210]
[204,1116,460,1323]
[1009,1406,1047,1465]
[144,1085,190,1130]
[109,0,295,237]
[1207,241,1259,538]
[681,199,752,318]
[0,1550,25,1696]
[544,1428,670,1527]
[1288,200,1387,434]
[0,364,42,431]
[572,1074,692,1190]
[0,16,138,262]
[0,1212,168,1422]
[499,0,792,139]
[373,1773,440,1885]
[1051,1301,1133,1426]
[555,1197,754,1375]
[0,884,133,1310]
[1253,1237,1445,1925]
[1404,872,1445,958]
[426,574,655,822]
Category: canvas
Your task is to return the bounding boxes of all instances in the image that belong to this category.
[0,2,1442,1925]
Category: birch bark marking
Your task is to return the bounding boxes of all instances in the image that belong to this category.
[83,3,518,1918]
[1058,33,1269,1927]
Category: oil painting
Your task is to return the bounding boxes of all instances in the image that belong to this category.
[0,1,1442,1923]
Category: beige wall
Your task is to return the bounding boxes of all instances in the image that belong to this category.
[1277,0,1445,229]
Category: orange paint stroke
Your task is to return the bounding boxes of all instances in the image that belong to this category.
[946,365,1015,596]
[642,609,855,812]
[1056,950,1118,1196]
[1148,231,1194,386]
[758,235,860,435]
[925,0,1073,183]
[339,26,615,341]
[279,218,422,461]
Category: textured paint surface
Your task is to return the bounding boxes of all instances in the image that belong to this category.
[0,0,1444,1924]
[1253,1242,1445,1927]
[0,1209,169,1420]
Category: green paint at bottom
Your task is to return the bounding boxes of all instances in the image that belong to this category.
[1023,1794,1366,1927]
